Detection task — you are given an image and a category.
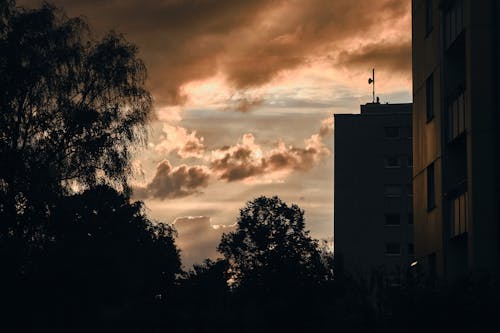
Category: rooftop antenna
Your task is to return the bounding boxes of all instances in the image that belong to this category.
[368,68,375,103]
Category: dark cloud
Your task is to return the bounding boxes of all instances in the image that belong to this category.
[133,160,210,199]
[336,39,412,74]
[20,0,411,106]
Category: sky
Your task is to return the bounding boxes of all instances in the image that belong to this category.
[21,0,412,268]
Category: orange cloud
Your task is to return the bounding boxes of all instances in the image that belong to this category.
[210,118,332,182]
[133,160,210,199]
[154,124,205,159]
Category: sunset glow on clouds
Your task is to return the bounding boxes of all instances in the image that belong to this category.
[21,0,412,267]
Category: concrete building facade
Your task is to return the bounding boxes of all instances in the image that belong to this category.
[334,103,413,281]
[412,0,500,280]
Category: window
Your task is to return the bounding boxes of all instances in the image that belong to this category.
[426,0,433,36]
[384,185,401,197]
[450,191,468,237]
[447,89,467,142]
[385,156,401,168]
[385,214,401,226]
[426,74,434,122]
[385,127,399,138]
[408,214,413,225]
[385,242,401,256]
[427,163,436,210]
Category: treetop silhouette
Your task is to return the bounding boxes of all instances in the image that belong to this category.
[0,2,152,229]
[218,196,330,289]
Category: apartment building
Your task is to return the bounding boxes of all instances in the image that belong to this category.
[412,0,500,279]
[334,102,413,281]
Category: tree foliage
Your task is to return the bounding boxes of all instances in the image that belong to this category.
[218,196,329,289]
[0,2,152,233]
[2,185,182,331]
[0,3,182,330]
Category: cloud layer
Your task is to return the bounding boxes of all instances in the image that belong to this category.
[20,0,411,106]
[134,116,334,199]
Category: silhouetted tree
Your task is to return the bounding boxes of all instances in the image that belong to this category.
[0,1,152,236]
[5,185,181,332]
[0,3,184,331]
[218,196,329,290]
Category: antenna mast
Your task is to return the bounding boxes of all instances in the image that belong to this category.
[368,68,375,103]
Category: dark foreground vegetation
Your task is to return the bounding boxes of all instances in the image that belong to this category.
[0,1,498,332]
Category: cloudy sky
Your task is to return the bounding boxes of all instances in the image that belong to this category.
[21,0,412,268]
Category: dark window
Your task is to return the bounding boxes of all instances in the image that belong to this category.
[384,185,401,197]
[427,163,436,210]
[386,242,401,256]
[407,155,413,167]
[385,156,401,168]
[408,214,414,225]
[385,214,401,226]
[426,0,433,36]
[426,74,434,122]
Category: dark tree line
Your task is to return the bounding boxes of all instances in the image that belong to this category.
[1,1,499,332]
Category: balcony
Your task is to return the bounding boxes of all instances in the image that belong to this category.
[443,0,464,50]
[446,89,466,143]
